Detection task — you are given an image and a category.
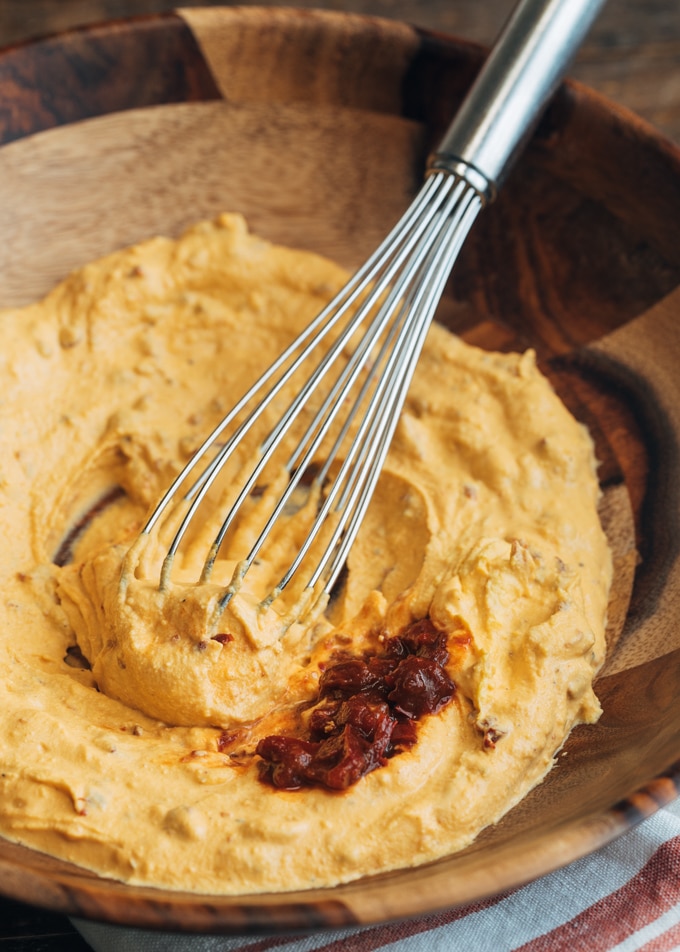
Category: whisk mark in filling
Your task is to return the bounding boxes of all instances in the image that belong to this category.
[54,486,126,567]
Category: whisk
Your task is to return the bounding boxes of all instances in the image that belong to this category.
[140,0,606,621]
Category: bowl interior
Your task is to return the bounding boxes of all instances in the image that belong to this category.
[0,6,679,933]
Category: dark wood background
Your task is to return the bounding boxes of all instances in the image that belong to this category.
[0,0,679,948]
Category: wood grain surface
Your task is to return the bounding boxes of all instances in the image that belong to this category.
[1,0,680,142]
[0,1,679,946]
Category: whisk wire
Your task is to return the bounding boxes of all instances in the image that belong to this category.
[248,177,473,551]
[304,177,484,599]
[145,180,435,529]
[225,173,480,607]
[147,171,484,610]
[152,174,450,589]
[229,174,483,613]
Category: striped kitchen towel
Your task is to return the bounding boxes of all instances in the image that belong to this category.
[73,795,680,952]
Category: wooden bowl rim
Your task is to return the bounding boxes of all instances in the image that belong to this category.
[0,6,679,933]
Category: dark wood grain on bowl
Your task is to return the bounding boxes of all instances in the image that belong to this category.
[397,27,680,353]
[0,13,221,145]
[0,4,679,934]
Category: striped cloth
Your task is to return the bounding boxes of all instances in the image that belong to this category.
[73,796,680,952]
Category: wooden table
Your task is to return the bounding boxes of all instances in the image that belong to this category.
[0,0,678,948]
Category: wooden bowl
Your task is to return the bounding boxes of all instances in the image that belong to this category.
[1,6,680,934]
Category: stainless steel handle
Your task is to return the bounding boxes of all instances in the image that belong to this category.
[429,0,606,200]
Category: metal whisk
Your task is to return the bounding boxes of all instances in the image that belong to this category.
[140,0,605,620]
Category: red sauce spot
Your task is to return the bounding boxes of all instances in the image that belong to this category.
[211,633,234,645]
[387,655,454,718]
[256,736,319,790]
[256,617,455,791]
[482,726,504,749]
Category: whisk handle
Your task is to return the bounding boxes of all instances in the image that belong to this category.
[429,0,606,201]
